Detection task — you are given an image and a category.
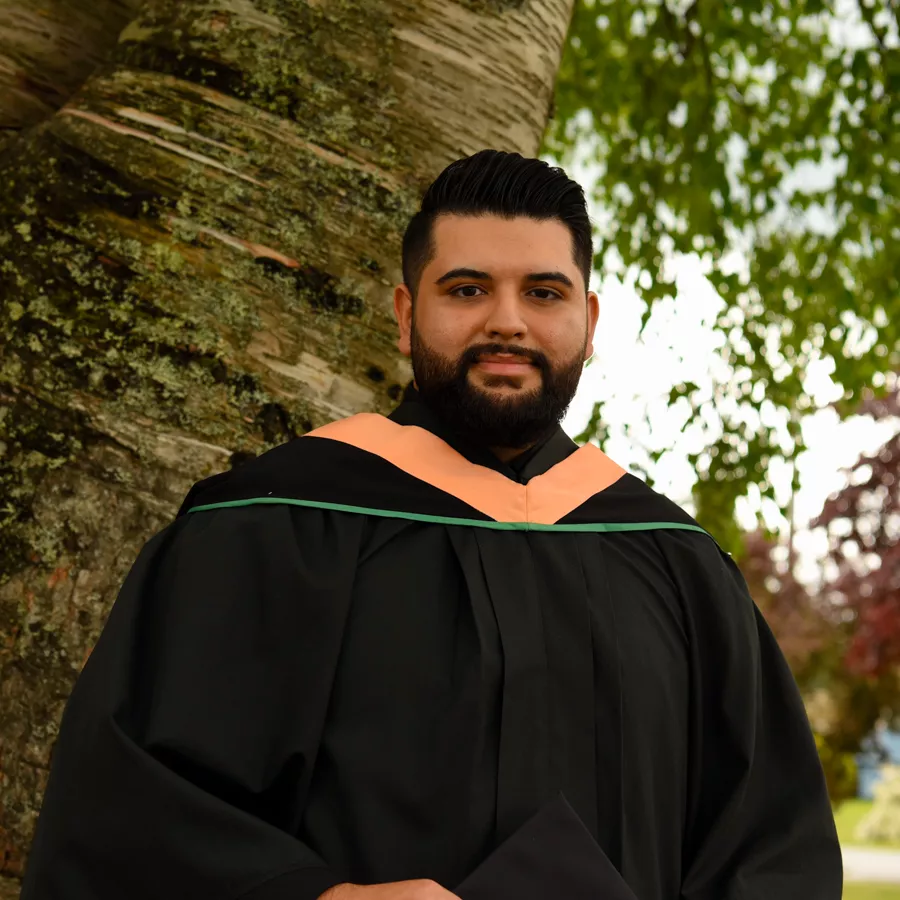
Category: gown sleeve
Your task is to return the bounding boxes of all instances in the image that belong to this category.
[658,531,843,900]
[21,504,361,900]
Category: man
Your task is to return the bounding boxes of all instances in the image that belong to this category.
[22,151,841,900]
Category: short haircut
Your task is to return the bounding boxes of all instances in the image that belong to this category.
[402,150,593,298]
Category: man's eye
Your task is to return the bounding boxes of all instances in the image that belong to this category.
[451,285,485,298]
[530,288,562,301]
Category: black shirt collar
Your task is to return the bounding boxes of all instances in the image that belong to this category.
[388,383,578,484]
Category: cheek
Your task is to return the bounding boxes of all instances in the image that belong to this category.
[418,311,478,355]
[533,319,572,353]
[533,315,587,362]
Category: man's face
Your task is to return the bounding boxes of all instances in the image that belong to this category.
[393,214,600,451]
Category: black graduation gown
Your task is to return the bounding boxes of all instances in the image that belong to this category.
[21,394,842,900]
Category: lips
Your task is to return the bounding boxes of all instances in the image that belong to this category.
[475,355,536,375]
[478,355,535,365]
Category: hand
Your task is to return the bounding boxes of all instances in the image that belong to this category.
[318,879,461,900]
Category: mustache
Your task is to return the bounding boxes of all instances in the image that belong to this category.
[458,343,549,372]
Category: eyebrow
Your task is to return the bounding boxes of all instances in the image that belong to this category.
[526,271,575,289]
[435,268,575,289]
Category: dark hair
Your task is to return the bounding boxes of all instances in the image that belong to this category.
[402,150,593,297]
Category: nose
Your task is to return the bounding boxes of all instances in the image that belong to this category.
[482,289,527,341]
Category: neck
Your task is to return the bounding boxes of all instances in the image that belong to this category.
[489,443,535,463]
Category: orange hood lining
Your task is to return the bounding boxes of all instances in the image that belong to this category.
[308,414,626,525]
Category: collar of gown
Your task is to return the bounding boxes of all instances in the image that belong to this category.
[388,383,578,485]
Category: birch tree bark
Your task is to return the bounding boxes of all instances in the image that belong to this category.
[0,0,575,893]
[0,0,140,144]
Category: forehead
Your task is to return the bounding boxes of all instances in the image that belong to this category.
[428,214,577,276]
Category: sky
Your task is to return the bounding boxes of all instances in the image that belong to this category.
[558,0,898,586]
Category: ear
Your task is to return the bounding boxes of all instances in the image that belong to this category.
[584,290,600,361]
[393,282,413,357]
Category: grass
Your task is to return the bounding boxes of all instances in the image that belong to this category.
[837,800,900,898]
[844,885,900,900]
[835,799,900,849]
[837,799,877,846]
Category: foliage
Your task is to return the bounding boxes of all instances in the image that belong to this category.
[741,529,832,672]
[834,798,875,846]
[804,649,900,803]
[550,0,900,532]
[741,516,900,802]
[814,386,900,675]
[741,382,899,793]
[844,885,900,900]
[741,527,866,800]
[858,765,900,843]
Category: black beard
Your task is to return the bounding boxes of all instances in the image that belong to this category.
[410,330,585,451]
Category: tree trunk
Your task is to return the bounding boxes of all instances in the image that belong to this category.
[0,0,574,893]
[0,0,141,146]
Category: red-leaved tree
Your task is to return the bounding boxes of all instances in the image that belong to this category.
[815,387,900,676]
[739,387,900,801]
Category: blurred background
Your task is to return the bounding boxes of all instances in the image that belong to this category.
[550,1,899,895]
